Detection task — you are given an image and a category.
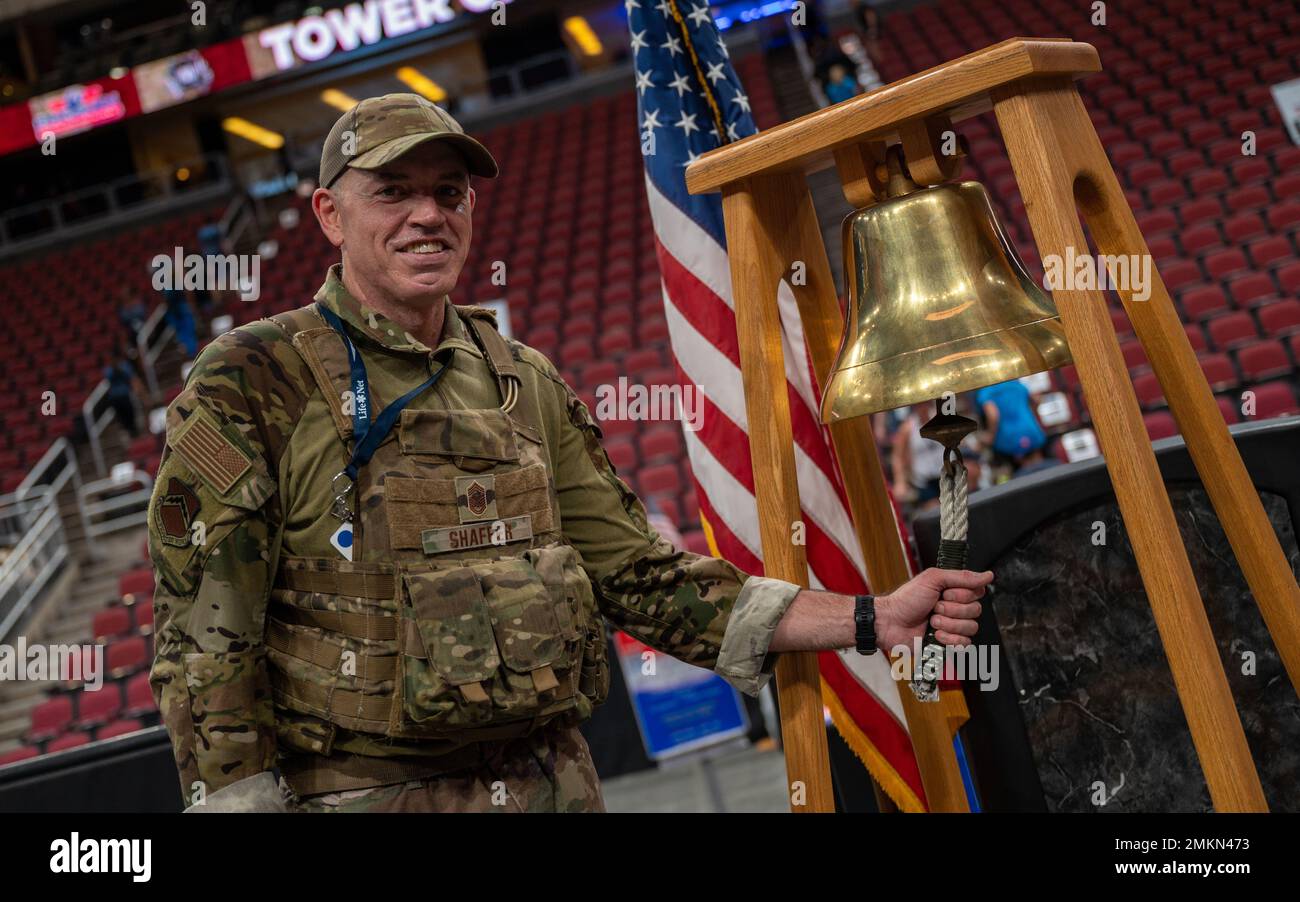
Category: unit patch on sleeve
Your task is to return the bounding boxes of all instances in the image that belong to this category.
[157,477,201,547]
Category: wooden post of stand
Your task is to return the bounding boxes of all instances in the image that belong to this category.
[994,79,1300,699]
[720,182,834,813]
[687,38,1295,813]
[992,77,1272,811]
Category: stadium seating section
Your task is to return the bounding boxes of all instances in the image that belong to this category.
[2,0,1299,764]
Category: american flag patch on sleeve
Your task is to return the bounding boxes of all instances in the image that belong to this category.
[172,406,252,496]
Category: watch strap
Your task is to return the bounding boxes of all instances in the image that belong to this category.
[854,594,877,655]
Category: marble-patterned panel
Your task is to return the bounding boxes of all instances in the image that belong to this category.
[992,487,1300,812]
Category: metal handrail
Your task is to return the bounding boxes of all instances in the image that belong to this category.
[0,153,229,248]
[79,468,154,541]
[138,302,175,400]
[82,370,150,480]
[219,192,259,255]
[16,437,95,561]
[81,380,113,480]
[0,488,70,643]
[0,484,52,545]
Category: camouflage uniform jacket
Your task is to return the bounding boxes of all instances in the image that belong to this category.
[147,264,801,800]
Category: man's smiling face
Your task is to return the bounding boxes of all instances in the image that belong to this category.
[314,139,475,310]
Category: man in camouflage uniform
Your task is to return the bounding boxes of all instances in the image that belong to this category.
[147,94,991,813]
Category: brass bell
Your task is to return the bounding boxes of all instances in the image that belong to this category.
[820,146,1073,422]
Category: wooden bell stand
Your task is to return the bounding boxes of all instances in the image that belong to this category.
[685,38,1300,813]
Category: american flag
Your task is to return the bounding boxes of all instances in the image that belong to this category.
[628,0,930,809]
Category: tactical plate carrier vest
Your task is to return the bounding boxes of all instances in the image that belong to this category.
[262,305,610,761]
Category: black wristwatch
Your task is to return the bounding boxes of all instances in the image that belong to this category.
[853,594,877,655]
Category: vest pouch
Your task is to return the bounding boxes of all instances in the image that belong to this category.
[525,543,608,708]
[401,568,498,727]
[579,622,611,708]
[479,554,577,719]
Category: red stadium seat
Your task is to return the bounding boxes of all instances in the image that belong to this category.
[1216,395,1241,425]
[598,416,638,439]
[639,426,683,464]
[526,326,559,355]
[560,338,594,368]
[133,601,154,634]
[1179,197,1221,226]
[0,746,39,767]
[1205,249,1249,280]
[603,436,637,472]
[1227,274,1275,308]
[581,361,619,389]
[106,636,149,678]
[47,732,90,754]
[1258,300,1300,336]
[637,317,670,344]
[1267,203,1300,231]
[1181,286,1230,320]
[123,673,157,717]
[76,686,122,728]
[92,606,133,643]
[1180,225,1221,255]
[1199,354,1239,391]
[1248,236,1292,269]
[1143,412,1178,440]
[96,719,145,741]
[1222,214,1266,245]
[59,645,101,686]
[1119,339,1149,370]
[118,568,154,601]
[598,329,633,357]
[1250,382,1300,419]
[1207,312,1258,350]
[638,464,682,496]
[28,696,73,742]
[1236,342,1292,382]
[624,348,664,374]
[645,494,682,531]
[1109,308,1133,339]
[1132,372,1165,408]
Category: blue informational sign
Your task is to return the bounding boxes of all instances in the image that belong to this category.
[614,632,749,760]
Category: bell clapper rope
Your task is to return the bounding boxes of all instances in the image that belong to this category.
[913,411,977,702]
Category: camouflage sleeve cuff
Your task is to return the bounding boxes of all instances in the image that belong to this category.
[184,771,287,813]
[714,576,803,697]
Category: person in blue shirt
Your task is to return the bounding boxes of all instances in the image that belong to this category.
[104,350,146,438]
[162,286,198,357]
[825,64,860,105]
[974,379,1051,478]
[118,287,148,349]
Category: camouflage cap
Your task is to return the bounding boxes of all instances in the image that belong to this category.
[319,93,498,188]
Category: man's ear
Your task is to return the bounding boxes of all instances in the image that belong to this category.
[312,185,345,249]
[466,185,477,214]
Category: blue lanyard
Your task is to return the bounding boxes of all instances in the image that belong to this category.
[316,302,445,517]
